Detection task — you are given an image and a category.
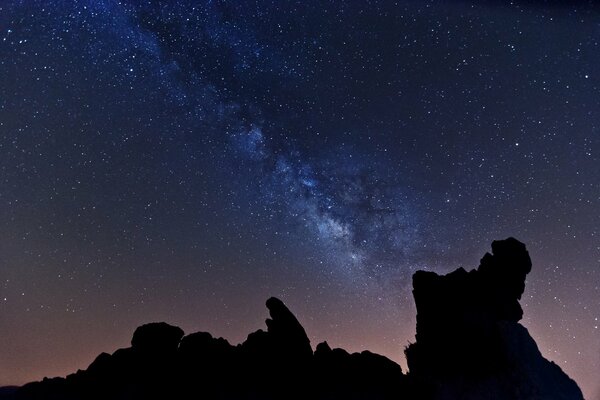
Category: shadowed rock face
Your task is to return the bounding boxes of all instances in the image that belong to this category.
[3,238,584,400]
[405,237,583,400]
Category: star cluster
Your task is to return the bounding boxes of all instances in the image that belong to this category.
[1,1,599,398]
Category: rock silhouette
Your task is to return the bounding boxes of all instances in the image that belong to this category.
[2,238,583,400]
[406,237,583,400]
[131,322,185,353]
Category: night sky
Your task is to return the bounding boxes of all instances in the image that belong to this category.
[1,0,599,398]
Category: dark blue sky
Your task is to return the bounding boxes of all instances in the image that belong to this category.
[1,1,599,398]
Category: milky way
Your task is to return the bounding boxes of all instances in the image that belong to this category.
[1,1,599,398]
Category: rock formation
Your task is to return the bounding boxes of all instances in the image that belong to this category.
[405,237,583,400]
[10,297,404,400]
[131,322,185,353]
[313,341,410,399]
[2,238,584,400]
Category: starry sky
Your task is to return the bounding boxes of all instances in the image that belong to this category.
[1,0,599,398]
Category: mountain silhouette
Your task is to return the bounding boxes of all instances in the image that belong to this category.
[1,238,583,400]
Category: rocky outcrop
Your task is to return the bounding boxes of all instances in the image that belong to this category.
[3,238,585,400]
[231,297,316,399]
[238,296,312,364]
[11,297,406,400]
[131,322,184,353]
[405,237,583,400]
[264,296,313,360]
[313,341,409,399]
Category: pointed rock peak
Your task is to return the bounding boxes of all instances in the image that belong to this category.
[86,352,112,374]
[315,341,332,355]
[265,297,301,333]
[131,322,184,352]
[265,297,295,325]
[265,297,312,356]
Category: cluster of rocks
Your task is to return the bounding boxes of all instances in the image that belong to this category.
[12,297,410,400]
[3,238,584,400]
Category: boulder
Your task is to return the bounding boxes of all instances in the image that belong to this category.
[131,322,184,353]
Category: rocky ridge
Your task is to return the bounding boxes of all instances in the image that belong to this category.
[2,238,583,400]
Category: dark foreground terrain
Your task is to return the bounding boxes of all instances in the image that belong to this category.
[1,238,583,399]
